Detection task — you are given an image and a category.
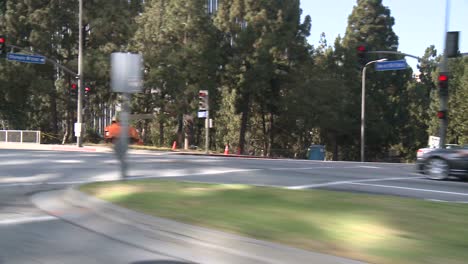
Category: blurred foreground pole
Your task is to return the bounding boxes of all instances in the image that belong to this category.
[111,53,143,180]
[116,93,130,179]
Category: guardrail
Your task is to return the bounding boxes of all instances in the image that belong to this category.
[0,130,41,144]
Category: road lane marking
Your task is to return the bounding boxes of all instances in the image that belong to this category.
[128,168,262,179]
[1,160,43,166]
[54,159,84,164]
[0,215,58,225]
[287,176,424,190]
[358,166,381,169]
[266,167,335,170]
[0,173,61,184]
[426,199,468,203]
[350,182,468,196]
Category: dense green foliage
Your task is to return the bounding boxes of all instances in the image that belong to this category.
[0,0,466,161]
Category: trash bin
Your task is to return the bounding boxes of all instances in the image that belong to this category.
[308,145,325,160]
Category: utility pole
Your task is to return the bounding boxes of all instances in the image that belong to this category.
[76,0,84,147]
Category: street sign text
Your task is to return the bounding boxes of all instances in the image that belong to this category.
[7,53,46,64]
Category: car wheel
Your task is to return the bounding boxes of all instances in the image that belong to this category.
[424,158,449,180]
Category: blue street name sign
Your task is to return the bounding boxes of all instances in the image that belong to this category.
[7,53,46,64]
[375,59,407,71]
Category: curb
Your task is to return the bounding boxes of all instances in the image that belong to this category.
[173,151,272,159]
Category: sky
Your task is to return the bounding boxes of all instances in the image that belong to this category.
[300,0,468,71]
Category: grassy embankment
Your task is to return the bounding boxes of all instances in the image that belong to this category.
[81,180,468,264]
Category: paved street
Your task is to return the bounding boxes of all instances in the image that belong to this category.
[2,147,468,202]
[1,146,468,263]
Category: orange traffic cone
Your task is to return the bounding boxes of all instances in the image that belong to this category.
[224,144,229,155]
[172,141,177,150]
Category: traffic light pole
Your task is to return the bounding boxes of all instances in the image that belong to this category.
[205,99,210,154]
[76,0,84,147]
[438,0,450,149]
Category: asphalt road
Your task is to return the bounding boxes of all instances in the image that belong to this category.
[2,147,468,202]
[1,146,468,263]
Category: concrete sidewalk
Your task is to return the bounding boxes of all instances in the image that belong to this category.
[0,142,112,152]
[32,188,366,264]
[0,142,274,159]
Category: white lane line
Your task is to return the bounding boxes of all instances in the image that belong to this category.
[1,160,43,166]
[350,182,468,197]
[266,167,335,170]
[426,199,468,204]
[53,160,83,164]
[0,215,58,225]
[0,168,263,187]
[0,173,61,184]
[357,166,381,169]
[0,183,41,188]
[128,168,262,180]
[287,176,424,190]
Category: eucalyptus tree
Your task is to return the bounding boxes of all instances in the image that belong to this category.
[0,0,78,141]
[341,0,412,160]
[214,0,310,155]
[133,0,219,147]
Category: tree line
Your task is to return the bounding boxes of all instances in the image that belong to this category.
[0,0,466,161]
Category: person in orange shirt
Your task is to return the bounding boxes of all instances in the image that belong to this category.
[104,118,142,145]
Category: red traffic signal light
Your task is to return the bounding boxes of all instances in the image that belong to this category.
[85,87,90,93]
[357,45,366,53]
[70,83,77,97]
[437,110,447,119]
[0,35,6,56]
[438,74,448,82]
[198,90,208,111]
[438,73,449,96]
[357,45,367,66]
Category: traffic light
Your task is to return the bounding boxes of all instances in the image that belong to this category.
[84,86,91,97]
[70,83,77,98]
[438,73,449,96]
[198,90,208,111]
[357,45,367,66]
[0,35,6,57]
[437,110,447,120]
[446,31,460,58]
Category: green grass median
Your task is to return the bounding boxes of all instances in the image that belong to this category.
[80,180,468,264]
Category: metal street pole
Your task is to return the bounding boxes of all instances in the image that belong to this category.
[205,98,210,154]
[438,0,450,148]
[76,0,84,147]
[361,58,387,162]
[118,93,131,179]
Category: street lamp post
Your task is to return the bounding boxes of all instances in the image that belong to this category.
[361,58,387,162]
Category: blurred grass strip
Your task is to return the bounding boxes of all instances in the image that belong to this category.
[81,180,468,264]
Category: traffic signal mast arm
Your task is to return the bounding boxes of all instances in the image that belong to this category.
[366,51,422,62]
[6,43,78,77]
